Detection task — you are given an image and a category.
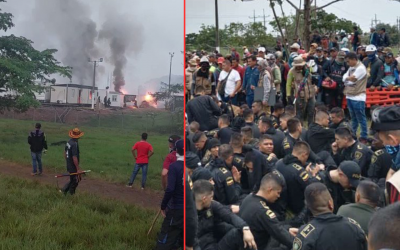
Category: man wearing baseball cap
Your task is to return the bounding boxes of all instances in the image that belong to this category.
[363,44,384,91]
[381,52,399,89]
[62,128,84,195]
[322,160,361,213]
[323,51,348,109]
[156,139,184,250]
[192,56,213,96]
[161,135,181,190]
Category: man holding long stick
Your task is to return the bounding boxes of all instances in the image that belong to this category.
[62,128,84,195]
[156,139,184,250]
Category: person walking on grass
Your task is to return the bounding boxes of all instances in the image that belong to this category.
[127,133,154,189]
[62,128,84,195]
[28,123,47,176]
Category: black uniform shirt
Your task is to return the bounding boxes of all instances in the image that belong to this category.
[208,159,242,205]
[277,155,322,214]
[293,213,367,250]
[270,114,280,129]
[197,201,247,250]
[240,194,294,250]
[305,123,335,154]
[368,148,392,184]
[333,141,373,177]
[323,171,355,213]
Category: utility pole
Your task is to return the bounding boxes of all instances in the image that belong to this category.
[249,9,269,31]
[168,52,174,99]
[88,58,103,110]
[215,0,220,52]
[372,14,380,27]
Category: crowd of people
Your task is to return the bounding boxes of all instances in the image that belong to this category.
[184,25,400,250]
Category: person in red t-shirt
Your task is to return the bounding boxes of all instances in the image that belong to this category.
[161,135,181,190]
[127,133,154,189]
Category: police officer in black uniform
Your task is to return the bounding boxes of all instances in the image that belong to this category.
[258,116,286,159]
[332,127,373,177]
[240,172,296,250]
[206,144,243,205]
[293,182,367,250]
[192,132,211,166]
[230,132,250,190]
[243,149,273,193]
[305,110,335,154]
[329,107,352,131]
[368,133,392,186]
[259,134,278,169]
[277,141,322,216]
[193,180,257,250]
[322,160,361,213]
[62,128,84,195]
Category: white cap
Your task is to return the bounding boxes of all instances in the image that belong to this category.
[341,48,350,52]
[290,43,300,50]
[200,56,209,64]
[366,44,377,52]
[258,47,266,53]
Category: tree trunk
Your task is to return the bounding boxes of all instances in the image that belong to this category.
[270,0,289,61]
[303,0,311,51]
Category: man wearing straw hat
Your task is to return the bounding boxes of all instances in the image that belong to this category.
[62,128,84,195]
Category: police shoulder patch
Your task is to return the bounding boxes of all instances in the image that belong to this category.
[284,143,291,149]
[375,149,384,156]
[292,164,303,171]
[266,209,276,219]
[234,157,242,164]
[300,224,316,238]
[226,176,234,186]
[220,167,228,174]
[293,237,303,250]
[300,171,309,182]
[188,175,194,190]
[206,209,213,218]
[371,155,377,164]
[357,144,363,150]
[267,155,273,161]
[348,218,362,229]
[354,151,363,160]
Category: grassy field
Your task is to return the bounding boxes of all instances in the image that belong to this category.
[0,175,161,250]
[0,118,181,191]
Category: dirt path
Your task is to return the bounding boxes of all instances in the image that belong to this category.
[0,160,163,210]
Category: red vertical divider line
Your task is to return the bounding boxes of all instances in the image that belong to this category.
[183,0,187,248]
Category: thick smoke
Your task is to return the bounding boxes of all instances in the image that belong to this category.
[29,0,143,91]
[31,0,100,84]
[99,14,143,92]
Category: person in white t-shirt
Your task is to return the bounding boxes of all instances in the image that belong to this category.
[217,59,241,105]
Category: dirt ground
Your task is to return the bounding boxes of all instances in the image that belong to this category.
[0,159,163,210]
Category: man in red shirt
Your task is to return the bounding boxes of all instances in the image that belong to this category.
[161,135,181,190]
[127,133,154,189]
[232,57,245,81]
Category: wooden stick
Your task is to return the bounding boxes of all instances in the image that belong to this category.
[147,209,162,236]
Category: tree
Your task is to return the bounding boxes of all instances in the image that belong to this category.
[0,0,71,112]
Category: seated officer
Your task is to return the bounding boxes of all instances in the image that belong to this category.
[329,107,352,131]
[322,160,362,213]
[332,127,373,177]
[192,132,211,166]
[240,172,296,250]
[193,180,257,250]
[368,132,392,186]
[206,144,242,206]
[305,110,335,154]
[277,141,321,216]
[241,126,259,149]
[258,116,285,158]
[293,183,367,250]
[259,134,278,169]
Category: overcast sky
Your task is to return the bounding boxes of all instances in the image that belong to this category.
[1,0,183,94]
[187,0,400,35]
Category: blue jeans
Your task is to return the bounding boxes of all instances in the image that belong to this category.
[129,163,148,188]
[221,94,238,105]
[246,94,254,108]
[346,98,368,139]
[31,152,42,173]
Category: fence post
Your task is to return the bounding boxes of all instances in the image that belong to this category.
[121,111,124,129]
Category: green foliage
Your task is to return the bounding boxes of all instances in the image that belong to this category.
[0,1,72,112]
[0,175,160,250]
[185,22,276,52]
[0,118,181,191]
[376,23,400,46]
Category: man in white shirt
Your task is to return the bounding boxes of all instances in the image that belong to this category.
[217,59,241,105]
[342,52,369,142]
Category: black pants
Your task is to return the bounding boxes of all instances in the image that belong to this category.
[156,209,183,250]
[200,228,244,250]
[62,175,79,195]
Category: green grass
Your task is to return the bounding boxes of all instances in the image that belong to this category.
[0,175,161,250]
[0,118,181,191]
